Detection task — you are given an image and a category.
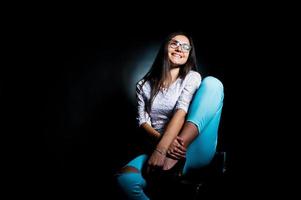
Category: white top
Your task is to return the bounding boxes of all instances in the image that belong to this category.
[136,70,201,134]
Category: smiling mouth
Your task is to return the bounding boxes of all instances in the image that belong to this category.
[171,53,182,58]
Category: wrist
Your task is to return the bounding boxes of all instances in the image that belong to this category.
[154,147,167,156]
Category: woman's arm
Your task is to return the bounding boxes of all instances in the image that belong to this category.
[155,109,186,153]
[140,122,161,141]
[146,109,186,170]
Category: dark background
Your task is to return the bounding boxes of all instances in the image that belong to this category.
[2,10,290,198]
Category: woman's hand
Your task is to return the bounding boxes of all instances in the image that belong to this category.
[146,148,166,174]
[167,136,186,160]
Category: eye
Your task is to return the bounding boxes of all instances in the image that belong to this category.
[170,41,178,48]
[182,44,191,51]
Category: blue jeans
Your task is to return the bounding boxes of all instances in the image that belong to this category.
[116,76,224,200]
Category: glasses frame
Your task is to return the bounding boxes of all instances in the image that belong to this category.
[169,39,192,52]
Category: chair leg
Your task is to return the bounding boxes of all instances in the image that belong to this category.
[193,182,204,200]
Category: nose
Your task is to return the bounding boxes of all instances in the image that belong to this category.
[175,45,183,52]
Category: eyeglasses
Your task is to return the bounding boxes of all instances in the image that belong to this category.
[169,39,192,52]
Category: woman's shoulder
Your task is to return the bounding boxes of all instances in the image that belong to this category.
[186,70,202,82]
[136,79,151,93]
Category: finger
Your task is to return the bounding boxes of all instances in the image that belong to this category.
[172,141,185,152]
[169,149,183,159]
[177,136,183,140]
[175,147,186,155]
[166,148,171,155]
[170,147,180,155]
[177,144,187,152]
[177,137,185,145]
[173,140,182,148]
[174,149,186,158]
[173,151,186,159]
[171,152,186,159]
[169,153,181,160]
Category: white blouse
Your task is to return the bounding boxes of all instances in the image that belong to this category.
[136,70,201,134]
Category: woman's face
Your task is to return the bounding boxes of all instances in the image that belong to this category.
[168,35,191,66]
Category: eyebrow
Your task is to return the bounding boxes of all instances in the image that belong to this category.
[170,39,190,45]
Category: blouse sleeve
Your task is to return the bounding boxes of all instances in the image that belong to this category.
[136,81,152,127]
[175,72,202,113]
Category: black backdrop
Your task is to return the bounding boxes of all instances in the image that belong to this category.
[2,15,275,198]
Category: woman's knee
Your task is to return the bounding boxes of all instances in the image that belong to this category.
[116,166,145,189]
[118,166,140,174]
[188,76,224,126]
[202,76,224,94]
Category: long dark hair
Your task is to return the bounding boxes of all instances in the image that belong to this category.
[138,31,198,113]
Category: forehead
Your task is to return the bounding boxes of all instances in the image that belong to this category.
[171,35,190,44]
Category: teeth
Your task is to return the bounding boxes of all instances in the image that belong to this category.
[172,53,181,58]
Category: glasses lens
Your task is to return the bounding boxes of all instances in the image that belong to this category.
[170,41,178,48]
[182,44,191,51]
[169,40,191,52]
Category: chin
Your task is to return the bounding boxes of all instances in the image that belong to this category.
[172,61,185,66]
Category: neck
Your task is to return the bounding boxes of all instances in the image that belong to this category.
[162,67,179,89]
[170,67,180,82]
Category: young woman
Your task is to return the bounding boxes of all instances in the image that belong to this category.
[116,32,224,200]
